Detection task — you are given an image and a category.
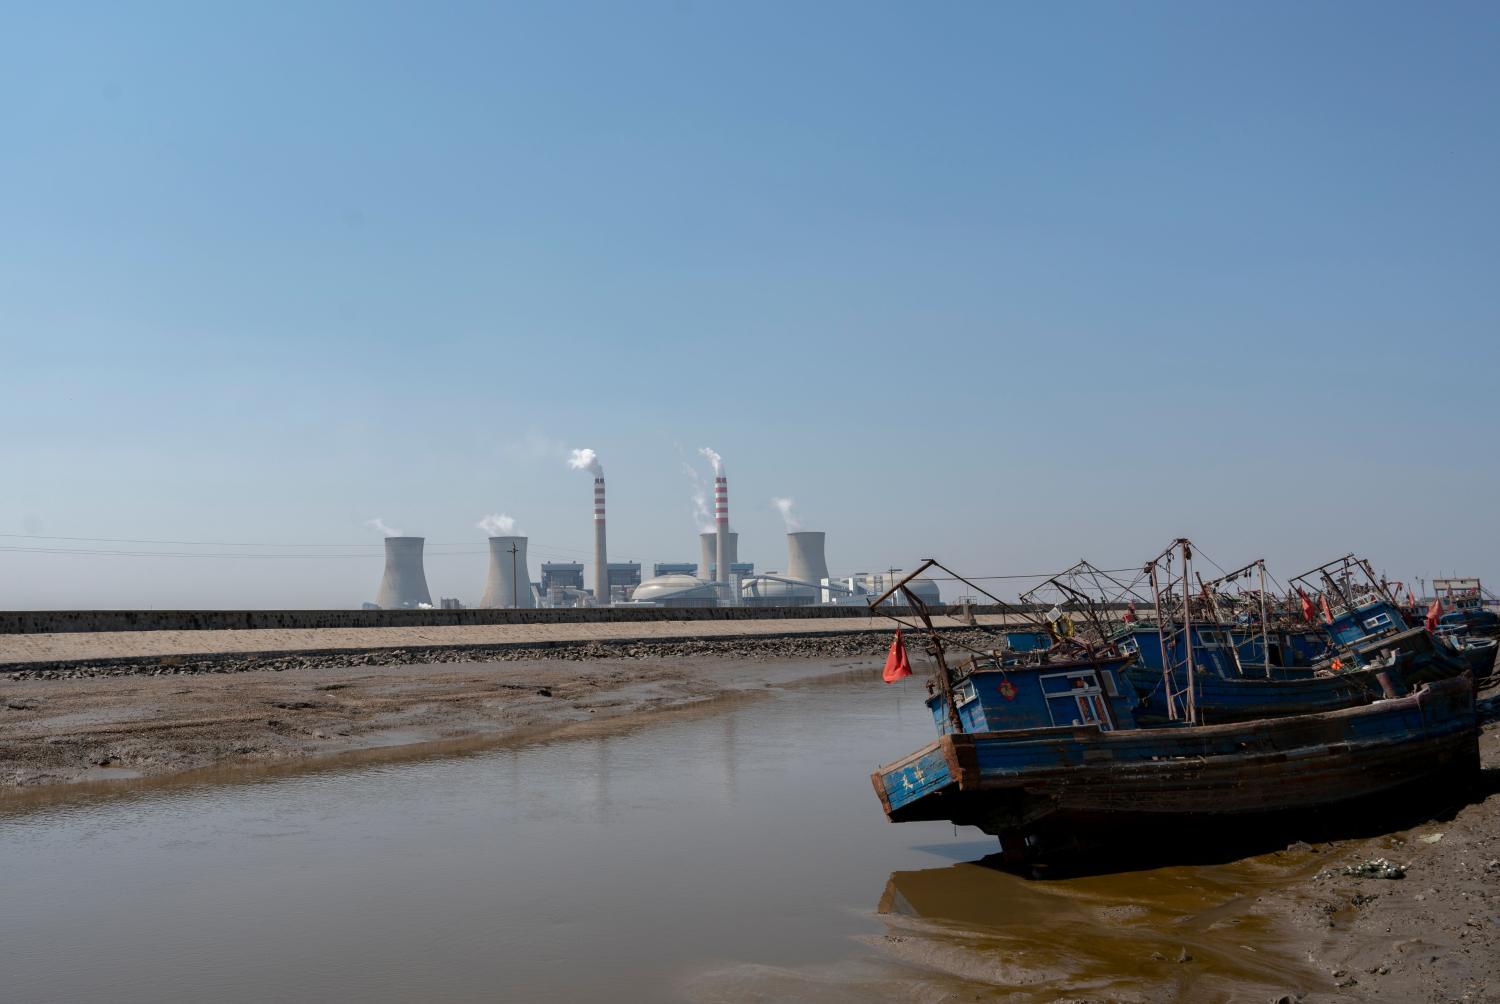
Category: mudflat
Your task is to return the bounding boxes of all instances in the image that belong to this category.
[0,652,878,788]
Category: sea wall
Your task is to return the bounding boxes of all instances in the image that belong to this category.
[0,603,1015,636]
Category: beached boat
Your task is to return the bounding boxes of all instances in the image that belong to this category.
[871,671,1477,864]
[867,559,1480,865]
[1122,549,1480,724]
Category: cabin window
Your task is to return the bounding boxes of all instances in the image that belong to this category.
[1199,630,1226,647]
[1118,638,1139,655]
[954,681,978,708]
[1041,672,1111,731]
[1363,613,1393,630]
[1075,694,1110,729]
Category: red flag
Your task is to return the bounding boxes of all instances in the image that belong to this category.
[1123,602,1137,624]
[1406,589,1417,609]
[1320,594,1334,624]
[1425,599,1443,633]
[882,628,912,684]
[1298,589,1316,623]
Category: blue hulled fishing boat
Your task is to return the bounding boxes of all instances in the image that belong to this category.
[868,557,1480,865]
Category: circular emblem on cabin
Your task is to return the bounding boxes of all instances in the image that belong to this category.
[999,680,1018,701]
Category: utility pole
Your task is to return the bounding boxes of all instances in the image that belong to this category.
[506,541,521,609]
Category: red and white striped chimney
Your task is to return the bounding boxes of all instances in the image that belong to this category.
[714,472,729,585]
[594,476,608,605]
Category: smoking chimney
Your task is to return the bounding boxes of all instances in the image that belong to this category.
[786,531,830,586]
[480,536,534,609]
[714,470,729,585]
[594,475,608,605]
[699,531,738,581]
[375,536,433,609]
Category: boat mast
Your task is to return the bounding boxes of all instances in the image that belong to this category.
[1258,560,1271,679]
[1181,539,1197,725]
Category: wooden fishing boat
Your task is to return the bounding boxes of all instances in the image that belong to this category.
[1123,549,1479,724]
[872,673,1477,865]
[866,558,1480,866]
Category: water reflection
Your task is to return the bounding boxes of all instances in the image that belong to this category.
[873,855,1320,1002]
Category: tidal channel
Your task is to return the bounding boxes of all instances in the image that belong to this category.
[1,666,1318,1002]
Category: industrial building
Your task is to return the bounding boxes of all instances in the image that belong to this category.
[540,561,585,605]
[606,562,642,602]
[653,562,698,577]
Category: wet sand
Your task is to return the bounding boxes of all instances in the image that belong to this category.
[4,654,1497,1002]
[0,652,886,788]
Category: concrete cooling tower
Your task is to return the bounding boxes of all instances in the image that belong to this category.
[480,536,534,609]
[375,536,433,609]
[698,531,738,580]
[786,531,830,585]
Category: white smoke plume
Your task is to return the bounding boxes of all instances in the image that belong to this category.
[682,463,714,533]
[771,497,801,531]
[365,517,402,537]
[476,513,518,536]
[698,446,722,474]
[568,447,603,476]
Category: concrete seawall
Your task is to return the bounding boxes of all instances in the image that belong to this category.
[0,604,1018,636]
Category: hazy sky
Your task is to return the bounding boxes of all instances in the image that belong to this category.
[3,2,1497,609]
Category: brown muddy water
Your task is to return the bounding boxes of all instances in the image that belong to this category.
[0,668,1319,1002]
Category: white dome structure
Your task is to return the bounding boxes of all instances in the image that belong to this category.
[740,575,819,607]
[630,574,722,608]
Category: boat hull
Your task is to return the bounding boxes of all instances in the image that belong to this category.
[1126,626,1475,725]
[872,677,1477,863]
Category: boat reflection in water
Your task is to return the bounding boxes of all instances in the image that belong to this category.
[874,853,1320,1001]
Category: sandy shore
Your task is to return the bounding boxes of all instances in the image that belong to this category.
[1246,716,1500,1002]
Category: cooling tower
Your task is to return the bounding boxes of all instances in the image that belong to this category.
[480,536,534,609]
[594,475,608,605]
[699,531,738,581]
[786,531,830,586]
[375,536,433,609]
[714,472,729,584]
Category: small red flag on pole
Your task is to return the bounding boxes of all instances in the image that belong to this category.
[1425,598,1443,633]
[1298,589,1316,623]
[882,628,912,684]
[1319,594,1334,624]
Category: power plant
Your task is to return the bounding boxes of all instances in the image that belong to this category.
[375,536,433,609]
[363,451,935,611]
[480,536,534,609]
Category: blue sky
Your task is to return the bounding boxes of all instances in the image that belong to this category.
[2,2,1497,608]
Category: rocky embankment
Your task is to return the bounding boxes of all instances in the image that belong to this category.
[3,628,998,682]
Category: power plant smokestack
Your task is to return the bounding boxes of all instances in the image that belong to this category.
[714,471,729,585]
[480,536,534,609]
[594,475,608,604]
[786,531,830,586]
[699,531,738,581]
[569,448,608,607]
[375,536,433,609]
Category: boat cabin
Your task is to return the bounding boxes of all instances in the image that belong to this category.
[1112,624,1326,678]
[1325,596,1409,647]
[925,658,1139,736]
